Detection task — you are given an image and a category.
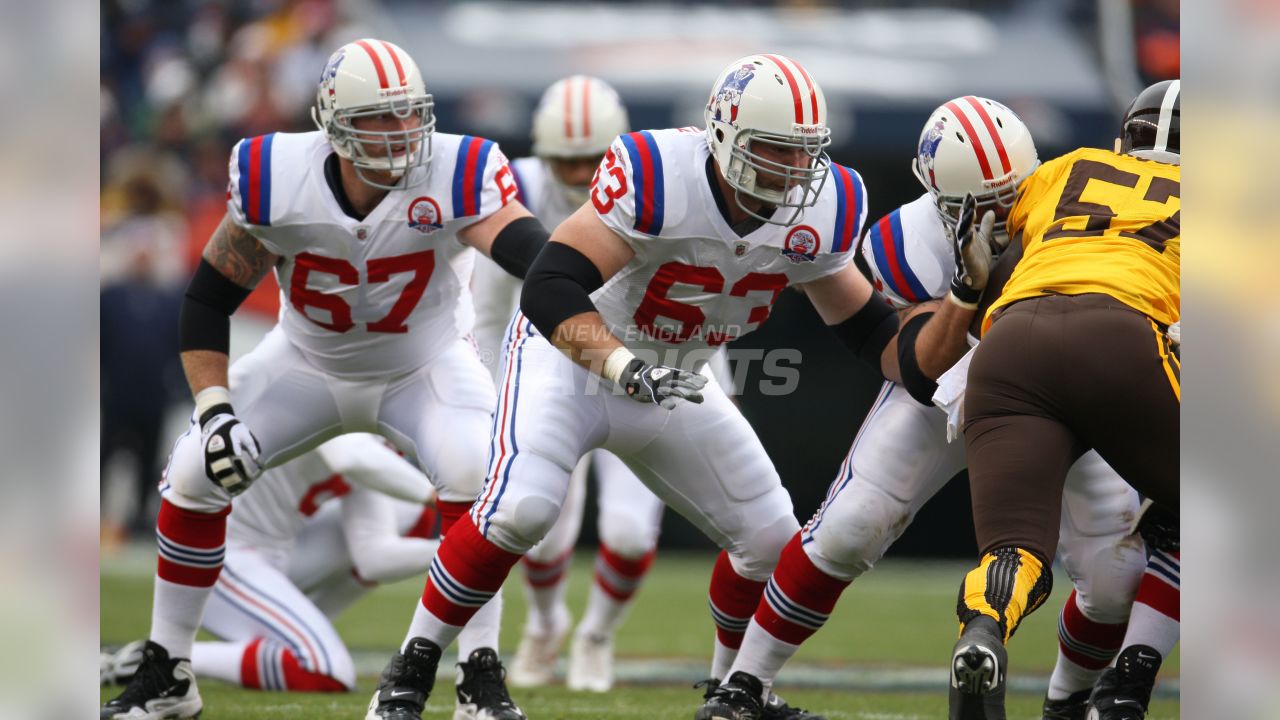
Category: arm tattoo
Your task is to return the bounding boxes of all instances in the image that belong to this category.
[203,215,279,288]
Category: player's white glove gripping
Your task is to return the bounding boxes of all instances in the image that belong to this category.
[195,387,262,496]
[948,193,1005,309]
[614,356,707,410]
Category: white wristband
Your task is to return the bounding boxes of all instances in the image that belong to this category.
[601,347,638,384]
[194,386,233,419]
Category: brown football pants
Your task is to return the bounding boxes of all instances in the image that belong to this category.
[964,293,1180,561]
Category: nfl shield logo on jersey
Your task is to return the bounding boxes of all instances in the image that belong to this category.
[734,241,749,257]
[781,225,820,263]
[407,196,443,234]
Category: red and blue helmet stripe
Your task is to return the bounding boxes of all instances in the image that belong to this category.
[867,209,930,304]
[619,131,665,235]
[452,136,496,218]
[237,133,276,226]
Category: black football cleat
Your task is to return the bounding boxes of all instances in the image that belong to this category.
[454,647,527,720]
[365,637,443,720]
[762,689,827,720]
[695,671,765,720]
[1085,644,1162,719]
[100,640,202,720]
[1041,689,1091,719]
[949,617,1008,720]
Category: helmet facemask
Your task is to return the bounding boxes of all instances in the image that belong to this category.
[723,130,832,226]
[313,94,435,191]
[539,155,601,208]
[912,152,1037,245]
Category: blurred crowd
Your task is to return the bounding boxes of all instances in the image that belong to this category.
[100,0,372,540]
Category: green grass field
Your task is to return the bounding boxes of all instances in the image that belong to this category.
[102,548,1179,719]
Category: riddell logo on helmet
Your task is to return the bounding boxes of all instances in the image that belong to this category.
[791,124,824,136]
[983,174,1015,190]
[379,86,412,98]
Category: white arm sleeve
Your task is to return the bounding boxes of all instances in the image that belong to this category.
[313,434,436,505]
[340,486,438,584]
[471,256,522,383]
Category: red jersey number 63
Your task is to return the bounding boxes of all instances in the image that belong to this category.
[591,149,628,214]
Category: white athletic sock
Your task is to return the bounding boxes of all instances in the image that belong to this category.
[522,572,570,636]
[728,619,802,695]
[150,578,215,660]
[401,598,465,653]
[1122,549,1180,658]
[457,591,504,659]
[710,637,739,683]
[192,640,249,686]
[1122,602,1180,658]
[577,582,631,638]
[1048,652,1104,700]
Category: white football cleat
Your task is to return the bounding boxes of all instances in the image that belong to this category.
[566,631,614,693]
[508,607,570,688]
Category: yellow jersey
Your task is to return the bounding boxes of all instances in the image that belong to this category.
[985,147,1180,331]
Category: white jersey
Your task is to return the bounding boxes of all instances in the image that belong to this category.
[508,156,580,228]
[227,130,518,379]
[226,433,432,551]
[857,192,953,309]
[471,157,578,378]
[590,128,869,369]
[227,439,356,550]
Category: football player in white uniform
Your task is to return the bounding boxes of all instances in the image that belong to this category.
[101,433,438,693]
[102,40,547,720]
[367,55,1000,720]
[474,75,738,693]
[695,98,1148,720]
[472,75,667,693]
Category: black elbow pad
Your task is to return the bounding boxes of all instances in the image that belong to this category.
[830,292,899,375]
[520,242,604,338]
[179,259,252,353]
[896,311,938,406]
[490,216,550,279]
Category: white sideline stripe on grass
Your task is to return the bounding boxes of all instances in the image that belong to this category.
[348,650,1179,698]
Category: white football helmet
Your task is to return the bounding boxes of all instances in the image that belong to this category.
[704,54,832,226]
[532,75,630,206]
[911,96,1039,238]
[311,39,435,190]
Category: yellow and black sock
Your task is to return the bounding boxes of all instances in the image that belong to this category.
[957,546,1053,643]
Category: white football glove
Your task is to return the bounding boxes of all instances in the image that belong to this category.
[1166,321,1180,346]
[196,387,262,496]
[948,193,1006,308]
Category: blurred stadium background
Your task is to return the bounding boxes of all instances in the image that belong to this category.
[100,0,1179,716]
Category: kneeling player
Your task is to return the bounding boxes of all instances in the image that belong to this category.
[102,433,437,692]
